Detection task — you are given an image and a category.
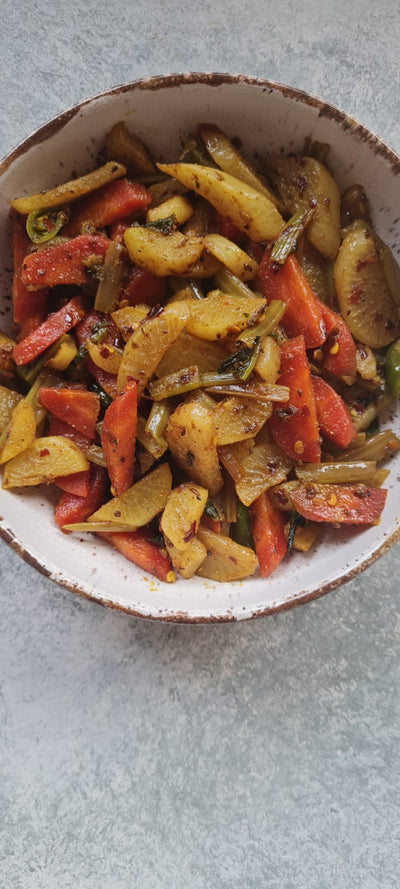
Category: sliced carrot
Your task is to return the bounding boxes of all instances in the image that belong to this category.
[38,387,100,440]
[101,528,175,582]
[13,296,86,366]
[318,301,357,377]
[55,465,108,531]
[48,415,92,451]
[54,470,91,498]
[20,233,110,289]
[259,250,326,348]
[269,334,321,462]
[65,178,151,236]
[291,483,387,524]
[120,264,167,307]
[250,491,287,577]
[311,375,356,448]
[100,382,137,495]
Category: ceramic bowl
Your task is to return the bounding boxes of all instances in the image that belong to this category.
[0,73,399,622]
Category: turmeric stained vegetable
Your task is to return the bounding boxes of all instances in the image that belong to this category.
[1,121,397,583]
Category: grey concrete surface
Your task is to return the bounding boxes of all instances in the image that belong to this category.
[0,1,399,886]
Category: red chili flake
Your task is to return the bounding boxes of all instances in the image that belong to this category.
[39,448,50,457]
[349,284,362,305]
[183,521,196,543]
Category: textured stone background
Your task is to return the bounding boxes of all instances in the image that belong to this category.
[1,1,399,886]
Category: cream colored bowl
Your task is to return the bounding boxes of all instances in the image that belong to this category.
[0,73,399,621]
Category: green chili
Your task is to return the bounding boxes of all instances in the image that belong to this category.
[26,207,69,244]
[232,498,254,549]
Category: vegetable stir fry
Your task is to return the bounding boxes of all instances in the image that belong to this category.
[2,121,400,583]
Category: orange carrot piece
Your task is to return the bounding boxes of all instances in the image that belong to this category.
[269,335,321,462]
[318,301,357,377]
[100,383,137,495]
[38,387,100,440]
[54,470,91,498]
[291,483,387,524]
[20,233,109,288]
[55,465,108,531]
[13,296,86,366]
[65,179,151,236]
[311,375,356,448]
[250,491,287,577]
[259,250,326,348]
[101,528,175,583]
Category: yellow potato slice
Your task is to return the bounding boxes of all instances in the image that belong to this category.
[200,127,283,209]
[0,400,36,464]
[146,195,194,226]
[155,330,226,377]
[334,226,400,347]
[46,335,77,372]
[111,305,150,341]
[117,302,190,395]
[157,162,284,242]
[11,162,126,214]
[166,400,223,496]
[160,483,208,550]
[88,463,172,528]
[268,156,341,259]
[219,438,293,506]
[2,436,89,488]
[203,233,258,281]
[165,537,207,579]
[196,525,258,581]
[254,335,281,383]
[0,385,21,432]
[213,397,272,446]
[185,290,266,341]
[124,226,204,276]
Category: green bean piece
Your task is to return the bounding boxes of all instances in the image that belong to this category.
[215,268,262,300]
[385,339,400,398]
[236,300,286,347]
[295,461,377,485]
[145,400,172,443]
[270,207,315,265]
[94,241,123,313]
[26,207,70,244]
[203,378,289,402]
[232,498,254,549]
[340,429,400,463]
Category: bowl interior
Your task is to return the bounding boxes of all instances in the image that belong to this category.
[0,74,399,621]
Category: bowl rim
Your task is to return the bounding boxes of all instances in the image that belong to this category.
[1,71,399,623]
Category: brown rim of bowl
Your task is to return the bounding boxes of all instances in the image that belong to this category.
[0,71,399,623]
